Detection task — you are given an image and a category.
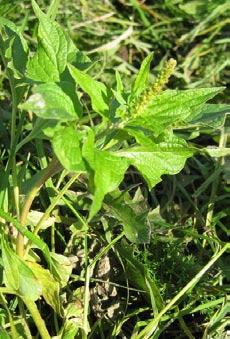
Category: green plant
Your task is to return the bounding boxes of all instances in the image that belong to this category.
[0,1,229,338]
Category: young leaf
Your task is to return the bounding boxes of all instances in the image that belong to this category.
[26,0,72,82]
[20,82,80,121]
[131,52,153,100]
[1,238,41,301]
[117,137,193,188]
[68,64,109,117]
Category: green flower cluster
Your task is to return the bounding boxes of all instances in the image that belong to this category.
[132,58,177,117]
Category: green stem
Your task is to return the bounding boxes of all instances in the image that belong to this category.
[23,298,51,339]
[24,173,80,255]
[17,158,62,257]
[135,243,229,339]
[203,126,227,247]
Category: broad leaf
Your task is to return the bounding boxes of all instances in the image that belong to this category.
[130,52,153,100]
[82,131,129,219]
[68,64,109,117]
[1,238,41,301]
[52,126,85,172]
[20,82,80,121]
[128,87,225,135]
[26,0,72,82]
[117,137,193,188]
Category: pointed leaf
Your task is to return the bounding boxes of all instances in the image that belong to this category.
[26,0,73,82]
[131,52,153,99]
[68,64,109,117]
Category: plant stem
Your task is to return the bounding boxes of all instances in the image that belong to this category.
[16,158,62,257]
[22,298,51,339]
[24,173,80,255]
[203,125,227,247]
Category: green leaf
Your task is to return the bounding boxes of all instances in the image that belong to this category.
[105,197,150,244]
[0,17,28,76]
[52,126,85,172]
[68,64,109,117]
[117,137,193,188]
[20,82,80,121]
[131,52,153,100]
[26,0,72,82]
[28,262,63,315]
[128,87,225,135]
[82,131,129,219]
[0,208,52,266]
[1,238,41,301]
[189,104,230,129]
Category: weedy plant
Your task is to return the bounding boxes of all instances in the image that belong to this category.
[0,0,229,338]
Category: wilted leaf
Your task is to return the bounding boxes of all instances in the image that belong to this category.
[28,262,63,315]
[51,253,73,287]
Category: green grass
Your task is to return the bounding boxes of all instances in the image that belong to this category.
[0,0,229,338]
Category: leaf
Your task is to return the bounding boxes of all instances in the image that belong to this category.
[52,126,85,172]
[20,82,80,121]
[131,52,153,100]
[68,64,109,117]
[82,131,129,219]
[105,197,150,244]
[50,253,73,287]
[0,208,52,266]
[1,238,41,301]
[189,104,230,129]
[117,137,193,188]
[0,17,28,76]
[26,0,72,82]
[128,87,225,135]
[205,147,230,157]
[27,262,63,315]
